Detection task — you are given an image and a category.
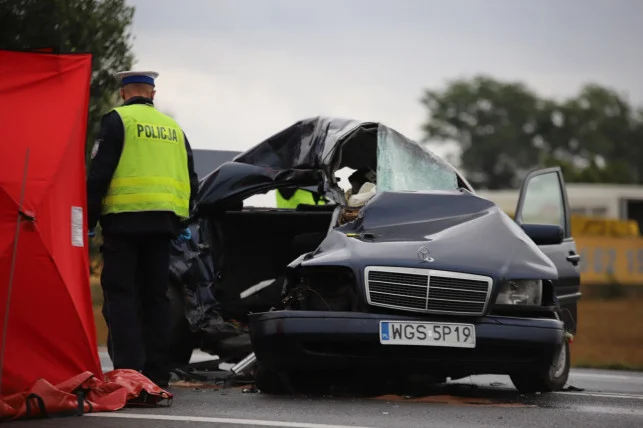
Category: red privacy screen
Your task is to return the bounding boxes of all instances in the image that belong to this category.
[0,49,102,396]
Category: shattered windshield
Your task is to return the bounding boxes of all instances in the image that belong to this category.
[376,126,459,192]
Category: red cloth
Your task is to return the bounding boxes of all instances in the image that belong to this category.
[0,49,101,396]
[0,369,173,420]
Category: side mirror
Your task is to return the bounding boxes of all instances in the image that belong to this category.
[521,223,564,246]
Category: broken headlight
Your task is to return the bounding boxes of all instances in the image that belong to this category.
[495,280,542,306]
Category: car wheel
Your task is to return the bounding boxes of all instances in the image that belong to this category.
[168,283,198,366]
[510,339,570,394]
[255,364,292,395]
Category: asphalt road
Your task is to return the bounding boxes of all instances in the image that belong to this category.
[6,350,643,428]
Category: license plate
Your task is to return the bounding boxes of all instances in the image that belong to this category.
[379,321,476,348]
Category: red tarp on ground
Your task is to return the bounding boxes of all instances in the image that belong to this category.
[1,369,172,419]
[0,49,172,422]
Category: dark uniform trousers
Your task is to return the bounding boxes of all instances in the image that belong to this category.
[100,232,172,382]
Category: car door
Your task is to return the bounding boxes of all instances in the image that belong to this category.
[514,167,581,334]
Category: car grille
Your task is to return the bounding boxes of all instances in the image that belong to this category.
[364,267,493,315]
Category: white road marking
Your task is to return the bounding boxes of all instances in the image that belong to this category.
[569,372,643,382]
[554,391,643,400]
[85,413,378,428]
[573,405,643,416]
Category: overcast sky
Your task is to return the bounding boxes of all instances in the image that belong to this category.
[126,0,643,158]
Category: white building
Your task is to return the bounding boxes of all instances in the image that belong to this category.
[477,183,643,223]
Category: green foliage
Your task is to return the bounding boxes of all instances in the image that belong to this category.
[420,75,643,189]
[0,0,137,163]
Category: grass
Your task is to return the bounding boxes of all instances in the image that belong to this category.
[94,306,108,347]
[571,297,643,371]
[90,276,108,347]
[90,275,643,371]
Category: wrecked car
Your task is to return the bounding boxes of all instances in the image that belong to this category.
[168,116,582,394]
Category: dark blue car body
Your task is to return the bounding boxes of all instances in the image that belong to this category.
[180,117,582,393]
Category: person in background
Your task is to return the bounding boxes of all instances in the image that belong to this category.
[86,70,198,388]
[275,185,327,209]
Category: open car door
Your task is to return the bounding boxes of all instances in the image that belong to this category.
[514,167,581,335]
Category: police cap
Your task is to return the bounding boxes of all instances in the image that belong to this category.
[116,70,159,87]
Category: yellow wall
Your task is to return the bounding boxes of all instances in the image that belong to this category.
[504,211,643,285]
[576,236,643,285]
[571,215,640,238]
[504,212,640,238]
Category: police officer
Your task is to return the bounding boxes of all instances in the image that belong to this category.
[276,186,327,208]
[86,70,198,387]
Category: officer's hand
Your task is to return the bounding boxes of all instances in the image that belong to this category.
[179,227,192,241]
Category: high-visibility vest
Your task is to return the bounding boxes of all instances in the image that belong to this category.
[276,188,326,209]
[101,104,191,220]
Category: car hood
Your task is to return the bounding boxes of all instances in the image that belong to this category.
[297,190,559,282]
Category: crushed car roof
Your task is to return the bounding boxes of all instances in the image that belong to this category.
[231,116,378,170]
[194,116,461,214]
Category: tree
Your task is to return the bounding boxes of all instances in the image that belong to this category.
[420,75,643,188]
[0,0,137,163]
[420,75,550,189]
[543,84,643,183]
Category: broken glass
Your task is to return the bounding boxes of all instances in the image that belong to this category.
[376,126,459,192]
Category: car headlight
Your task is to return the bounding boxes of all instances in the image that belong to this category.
[495,280,542,305]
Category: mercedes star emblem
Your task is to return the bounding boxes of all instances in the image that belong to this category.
[417,246,434,263]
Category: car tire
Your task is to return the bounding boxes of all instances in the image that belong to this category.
[255,364,292,395]
[168,283,198,366]
[510,339,570,394]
